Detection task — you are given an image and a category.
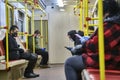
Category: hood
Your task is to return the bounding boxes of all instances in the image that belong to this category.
[104,15,120,25]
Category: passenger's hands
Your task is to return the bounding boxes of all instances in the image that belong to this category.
[24,49,29,52]
[64,46,72,51]
[71,45,82,54]
[71,47,77,53]
[75,45,82,49]
[41,48,46,51]
[18,48,24,53]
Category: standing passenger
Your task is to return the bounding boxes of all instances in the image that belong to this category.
[64,0,120,80]
[3,25,39,78]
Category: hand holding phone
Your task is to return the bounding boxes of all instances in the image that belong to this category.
[64,46,72,51]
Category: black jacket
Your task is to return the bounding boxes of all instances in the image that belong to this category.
[74,37,81,46]
[3,34,21,60]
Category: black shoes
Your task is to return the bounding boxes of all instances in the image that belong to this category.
[24,73,39,78]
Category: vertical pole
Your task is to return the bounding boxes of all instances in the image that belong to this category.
[85,0,88,36]
[83,0,86,35]
[98,0,105,80]
[32,7,35,53]
[5,0,9,69]
[45,21,48,50]
[12,6,14,25]
[79,0,83,30]
[40,15,43,48]
[25,2,28,49]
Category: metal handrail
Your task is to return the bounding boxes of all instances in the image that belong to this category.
[98,0,105,80]
[83,0,105,80]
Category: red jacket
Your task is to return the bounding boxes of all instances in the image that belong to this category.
[82,16,120,70]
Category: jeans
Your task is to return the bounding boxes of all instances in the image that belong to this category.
[20,52,38,73]
[64,55,85,80]
[35,49,49,65]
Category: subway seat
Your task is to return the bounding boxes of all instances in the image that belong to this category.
[0,39,28,80]
[0,59,27,70]
[15,37,42,67]
[81,68,120,80]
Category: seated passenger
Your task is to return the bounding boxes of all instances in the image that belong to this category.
[28,30,50,68]
[64,0,120,80]
[3,25,39,78]
[65,30,83,55]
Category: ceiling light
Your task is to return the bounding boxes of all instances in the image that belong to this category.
[59,8,65,11]
[57,0,64,7]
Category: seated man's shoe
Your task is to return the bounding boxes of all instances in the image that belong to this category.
[39,65,50,68]
[24,73,39,78]
[32,73,39,77]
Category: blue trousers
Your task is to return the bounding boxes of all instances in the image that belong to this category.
[64,55,85,80]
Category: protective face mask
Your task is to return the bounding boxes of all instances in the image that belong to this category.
[36,35,40,38]
[12,32,18,37]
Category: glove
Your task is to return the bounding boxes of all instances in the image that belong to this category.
[41,48,46,51]
[71,47,76,53]
[75,45,82,49]
[18,48,24,53]
[80,36,90,44]
[71,45,82,54]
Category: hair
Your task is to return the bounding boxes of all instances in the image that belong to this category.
[34,30,40,34]
[103,0,120,17]
[10,25,19,32]
[67,30,77,36]
[67,30,77,41]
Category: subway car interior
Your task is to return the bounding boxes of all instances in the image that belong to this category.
[0,0,120,80]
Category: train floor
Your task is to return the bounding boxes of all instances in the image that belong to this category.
[22,64,66,80]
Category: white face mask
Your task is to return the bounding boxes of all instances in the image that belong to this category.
[36,35,40,38]
[35,34,40,38]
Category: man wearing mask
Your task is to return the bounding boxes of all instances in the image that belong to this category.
[28,30,50,68]
[3,25,39,78]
